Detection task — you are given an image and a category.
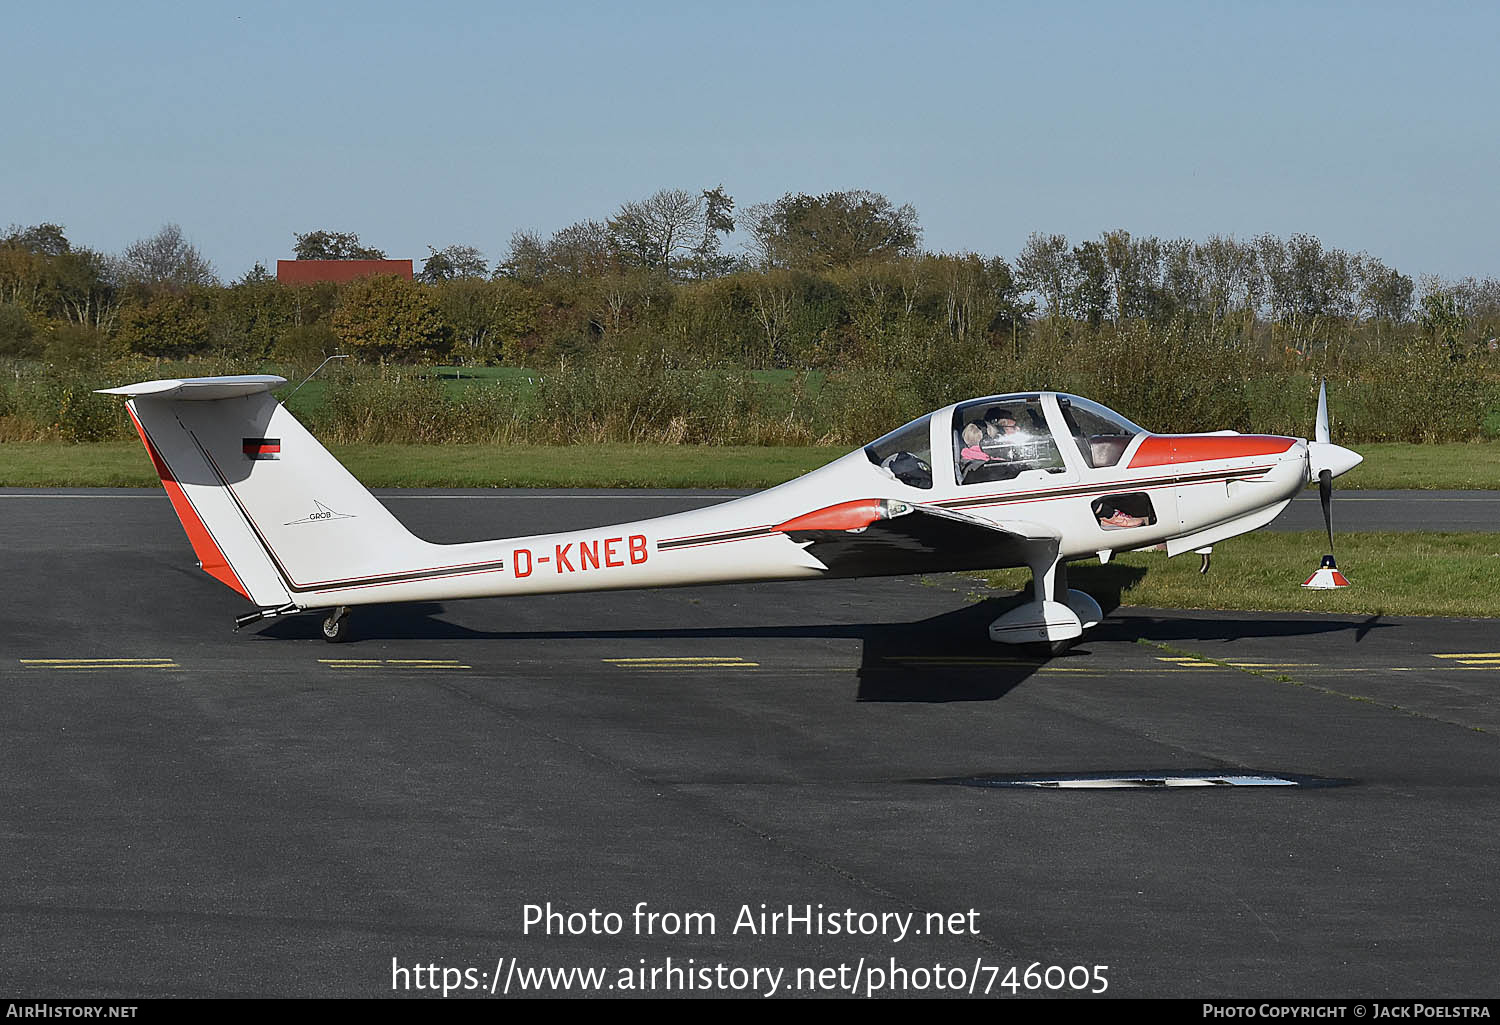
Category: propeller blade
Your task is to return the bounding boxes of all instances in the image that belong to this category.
[1318,468,1334,555]
[1304,382,1351,588]
[1315,379,1330,445]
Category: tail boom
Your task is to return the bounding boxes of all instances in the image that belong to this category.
[107,375,829,614]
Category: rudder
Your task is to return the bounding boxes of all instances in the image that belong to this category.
[104,375,435,609]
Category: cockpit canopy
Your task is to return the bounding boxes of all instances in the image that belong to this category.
[865,393,1145,489]
[864,413,935,489]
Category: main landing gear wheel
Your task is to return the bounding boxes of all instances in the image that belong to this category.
[988,557,1098,655]
[321,606,351,643]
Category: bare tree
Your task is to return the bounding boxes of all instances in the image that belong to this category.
[1161,238,1202,320]
[121,223,217,290]
[1015,233,1073,319]
[1255,234,1292,325]
[1195,236,1259,323]
[547,220,619,278]
[939,253,1000,343]
[419,244,489,282]
[607,188,707,273]
[1101,230,1166,322]
[1101,229,1134,325]
[752,273,797,366]
[57,248,124,332]
[1353,258,1413,322]
[1069,240,1110,326]
[497,230,548,280]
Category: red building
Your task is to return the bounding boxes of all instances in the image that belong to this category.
[276,259,413,284]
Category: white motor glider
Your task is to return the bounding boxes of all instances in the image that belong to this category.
[100,375,1361,648]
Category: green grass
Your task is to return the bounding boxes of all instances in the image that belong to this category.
[0,442,163,487]
[428,365,544,394]
[3,439,1498,489]
[1342,442,1500,490]
[978,531,1500,618]
[332,443,837,488]
[431,365,535,381]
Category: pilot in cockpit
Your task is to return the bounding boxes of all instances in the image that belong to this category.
[979,407,1018,457]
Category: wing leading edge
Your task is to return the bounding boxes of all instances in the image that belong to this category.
[773,499,1058,578]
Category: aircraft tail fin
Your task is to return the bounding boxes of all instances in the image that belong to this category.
[102,375,434,609]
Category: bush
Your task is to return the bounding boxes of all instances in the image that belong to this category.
[332,275,452,363]
[272,322,341,372]
[0,314,1494,447]
[0,304,39,357]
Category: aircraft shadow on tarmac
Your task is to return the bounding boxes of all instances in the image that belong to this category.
[257,598,1053,702]
[1094,611,1390,645]
[255,558,1396,702]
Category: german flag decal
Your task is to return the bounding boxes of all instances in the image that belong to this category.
[243,438,281,460]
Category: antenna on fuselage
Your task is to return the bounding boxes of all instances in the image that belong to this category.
[284,354,349,403]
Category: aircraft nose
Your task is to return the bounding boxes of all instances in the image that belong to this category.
[1307,441,1362,481]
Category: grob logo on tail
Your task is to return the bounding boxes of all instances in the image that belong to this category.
[284,500,357,526]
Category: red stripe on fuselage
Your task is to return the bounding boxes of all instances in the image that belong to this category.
[1128,434,1296,468]
[127,405,250,599]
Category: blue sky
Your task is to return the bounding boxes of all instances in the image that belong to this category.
[5,0,1494,281]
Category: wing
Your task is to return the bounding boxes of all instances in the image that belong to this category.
[773,499,1058,578]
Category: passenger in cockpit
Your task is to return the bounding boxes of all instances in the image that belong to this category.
[958,422,990,481]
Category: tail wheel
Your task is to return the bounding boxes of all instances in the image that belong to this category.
[321,607,351,643]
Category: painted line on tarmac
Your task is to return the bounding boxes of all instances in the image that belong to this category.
[1158,656,1319,669]
[318,659,473,670]
[604,657,759,671]
[20,658,179,670]
[1431,653,1500,669]
[1140,639,1497,733]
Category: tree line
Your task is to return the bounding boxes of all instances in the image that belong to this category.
[2,187,1498,447]
[7,186,1499,371]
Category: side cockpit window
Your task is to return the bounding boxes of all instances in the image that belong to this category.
[864,415,933,489]
[1056,395,1143,469]
[952,397,1064,485]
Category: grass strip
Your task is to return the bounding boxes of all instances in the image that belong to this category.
[0,441,841,488]
[3,440,1500,490]
[978,531,1500,619]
